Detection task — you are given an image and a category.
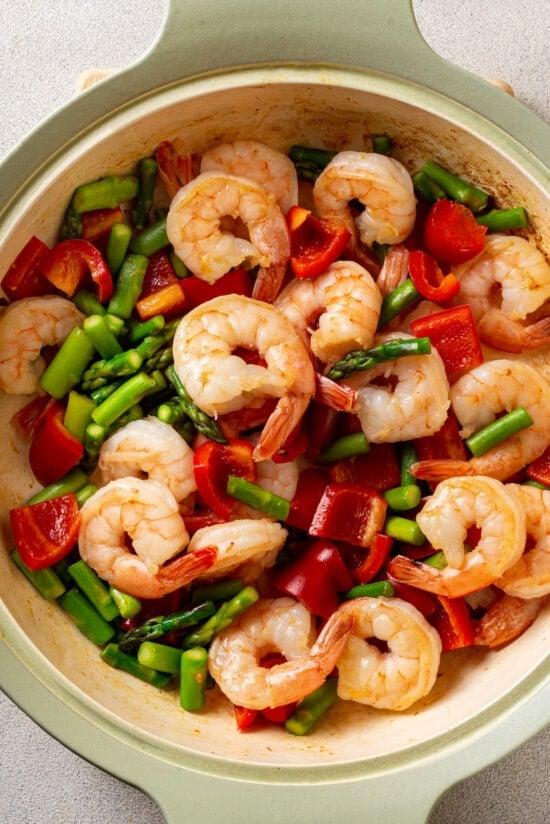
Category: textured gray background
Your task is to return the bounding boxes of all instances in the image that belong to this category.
[0,1,548,822]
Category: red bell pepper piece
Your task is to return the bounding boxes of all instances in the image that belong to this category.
[272,421,308,464]
[335,413,363,437]
[397,542,436,561]
[414,411,467,462]
[433,595,475,651]
[310,483,387,548]
[40,239,113,303]
[182,268,252,309]
[526,446,550,487]
[286,468,328,531]
[408,250,460,304]
[304,401,338,461]
[81,207,124,242]
[328,443,401,492]
[10,395,54,441]
[259,653,297,723]
[29,402,84,485]
[287,206,350,279]
[353,533,394,584]
[387,574,438,618]
[272,539,352,618]
[140,251,178,297]
[10,494,80,570]
[424,199,487,266]
[219,398,276,439]
[2,236,52,301]
[234,705,258,732]
[410,304,483,384]
[193,439,256,519]
[183,511,224,535]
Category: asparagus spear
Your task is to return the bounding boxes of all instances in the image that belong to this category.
[326,336,431,380]
[182,587,259,649]
[118,601,216,652]
[132,158,158,230]
[165,365,226,443]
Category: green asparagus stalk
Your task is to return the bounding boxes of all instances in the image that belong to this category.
[81,349,143,388]
[191,579,244,605]
[59,588,115,645]
[400,442,418,486]
[466,407,533,457]
[109,587,141,619]
[92,372,156,427]
[40,327,95,399]
[72,175,139,214]
[27,468,88,505]
[107,254,149,319]
[326,336,431,381]
[90,381,123,405]
[288,145,336,180]
[137,641,182,674]
[129,217,169,257]
[424,551,447,569]
[118,602,216,652]
[180,647,209,711]
[68,560,119,621]
[165,365,226,443]
[83,314,123,359]
[11,550,66,600]
[378,280,421,328]
[63,391,96,442]
[104,313,126,338]
[372,134,392,155]
[101,643,171,687]
[226,476,291,520]
[73,290,106,316]
[169,252,190,278]
[384,484,422,511]
[412,170,445,204]
[75,484,98,507]
[128,315,165,344]
[85,422,107,460]
[476,206,529,232]
[285,678,338,735]
[182,587,259,649]
[132,158,158,230]
[385,516,425,546]
[106,222,132,275]
[422,161,489,213]
[318,432,369,463]
[343,580,395,599]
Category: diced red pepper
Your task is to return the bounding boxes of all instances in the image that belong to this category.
[183,511,224,535]
[411,304,483,384]
[2,236,52,301]
[414,412,467,462]
[81,207,124,242]
[526,446,550,487]
[286,468,328,531]
[387,574,438,618]
[397,542,436,561]
[10,494,80,570]
[136,283,186,320]
[272,421,308,464]
[335,413,363,437]
[424,199,487,266]
[272,539,352,618]
[193,439,256,519]
[10,395,54,441]
[304,401,338,462]
[353,534,393,584]
[218,398,277,439]
[28,402,84,485]
[234,705,258,732]
[310,483,387,548]
[408,250,460,304]
[287,206,350,279]
[328,443,401,492]
[182,268,252,309]
[40,239,113,303]
[140,252,178,297]
[259,653,297,723]
[433,595,475,651]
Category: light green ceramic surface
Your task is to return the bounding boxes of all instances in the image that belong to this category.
[0,2,548,822]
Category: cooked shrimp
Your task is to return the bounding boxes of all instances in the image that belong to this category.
[315,374,358,412]
[98,416,196,502]
[454,235,550,352]
[345,332,450,442]
[166,171,290,302]
[208,597,354,709]
[201,140,298,215]
[313,151,416,248]
[390,477,526,597]
[475,594,545,648]
[156,140,195,199]
[336,597,441,710]
[78,478,215,599]
[172,295,315,460]
[275,261,382,363]
[495,485,550,599]
[413,360,550,483]
[187,518,287,583]
[256,458,299,501]
[0,296,83,395]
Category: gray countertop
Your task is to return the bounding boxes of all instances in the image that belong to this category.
[0,2,548,822]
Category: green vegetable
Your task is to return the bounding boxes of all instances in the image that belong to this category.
[326,336,430,381]
[128,315,165,344]
[476,206,529,232]
[73,290,106,316]
[68,560,119,621]
[11,550,66,600]
[129,217,169,257]
[71,175,139,214]
[191,579,243,605]
[182,587,259,649]
[412,170,446,204]
[424,551,447,569]
[400,442,418,487]
[101,643,171,687]
[318,432,369,463]
[372,134,392,155]
[60,204,83,240]
[83,314,123,359]
[385,515,425,546]
[92,372,155,427]
[169,252,190,278]
[104,313,126,337]
[75,484,98,507]
[180,648,209,711]
[227,475,290,520]
[40,327,95,399]
[58,588,115,645]
[81,348,143,390]
[118,602,216,652]
[107,254,149,319]
[288,145,336,180]
[373,242,390,263]
[156,398,188,425]
[90,381,123,405]
[422,161,489,213]
[85,422,107,459]
[63,391,96,442]
[384,484,422,511]
[137,641,182,674]
[285,678,338,735]
[132,158,158,230]
[135,333,165,362]
[109,587,141,619]
[165,365,226,443]
[522,479,548,490]
[343,580,395,599]
[378,280,420,328]
[106,222,132,275]
[465,407,533,457]
[28,468,88,505]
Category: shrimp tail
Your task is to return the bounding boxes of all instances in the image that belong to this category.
[312,610,355,668]
[412,459,475,482]
[315,374,358,412]
[479,310,550,353]
[156,546,218,594]
[156,141,195,198]
[252,263,287,303]
[387,555,445,594]
[254,394,310,461]
[475,595,545,648]
[347,236,381,277]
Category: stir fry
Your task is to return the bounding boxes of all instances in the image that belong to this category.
[2,135,549,735]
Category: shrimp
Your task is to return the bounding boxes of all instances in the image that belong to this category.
[172,295,315,460]
[208,597,354,709]
[156,140,195,199]
[98,416,196,502]
[376,244,409,297]
[313,151,416,249]
[166,171,290,302]
[187,518,287,583]
[495,485,550,599]
[475,594,545,648]
[256,457,299,501]
[454,235,550,352]
[78,478,215,599]
[201,140,298,215]
[413,360,550,483]
[389,477,526,597]
[336,597,441,710]
[0,296,83,395]
[275,261,382,363]
[345,332,450,442]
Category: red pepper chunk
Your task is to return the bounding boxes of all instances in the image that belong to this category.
[193,439,256,519]
[137,254,186,320]
[271,421,308,464]
[526,446,550,487]
[183,511,224,535]
[310,483,387,548]
[304,402,338,462]
[219,398,277,439]
[29,402,84,485]
[10,395,54,441]
[408,250,460,304]
[328,443,401,492]
[287,206,350,279]
[82,207,123,242]
[286,468,328,531]
[433,595,475,651]
[140,252,178,297]
[2,236,52,301]
[234,705,258,732]
[259,653,297,723]
[182,268,252,309]
[424,199,487,266]
[411,305,483,384]
[387,575,438,618]
[353,534,393,584]
[272,540,352,618]
[414,411,467,463]
[41,239,113,303]
[10,494,80,570]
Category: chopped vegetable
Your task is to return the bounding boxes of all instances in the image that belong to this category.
[40,327,95,399]
[81,349,143,391]
[466,408,533,457]
[372,134,392,155]
[10,494,80,571]
[73,290,106,316]
[106,222,132,275]
[68,559,119,621]
[410,304,483,384]
[132,158,158,230]
[28,468,88,505]
[384,484,422,511]
[328,442,401,493]
[227,475,291,520]
[1,236,51,300]
[137,641,182,674]
[387,576,437,618]
[128,315,165,344]
[83,314,123,359]
[11,395,54,441]
[165,365,226,443]
[41,239,113,303]
[75,484,98,507]
[118,602,216,652]
[81,207,123,242]
[288,145,336,181]
[191,579,244,605]
[91,372,155,427]
[272,540,352,618]
[136,283,185,320]
[526,446,550,487]
[424,550,447,569]
[286,468,328,531]
[129,217,169,257]
[286,205,350,278]
[408,250,460,303]
[476,206,529,232]
[71,175,138,216]
[107,254,149,319]
[326,336,431,380]
[414,412,467,462]
[343,580,395,599]
[353,533,394,583]
[29,402,84,484]
[181,267,252,309]
[11,550,66,600]
[400,442,418,487]
[194,439,256,519]
[412,170,445,204]
[423,200,487,265]
[109,587,141,619]
[304,403,338,461]
[182,587,259,648]
[310,483,387,548]
[318,432,369,463]
[101,643,170,686]
[169,252,190,278]
[421,161,489,213]
[285,678,338,735]
[378,279,420,327]
[234,705,258,732]
[385,515,425,546]
[433,596,475,651]
[180,647,209,711]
